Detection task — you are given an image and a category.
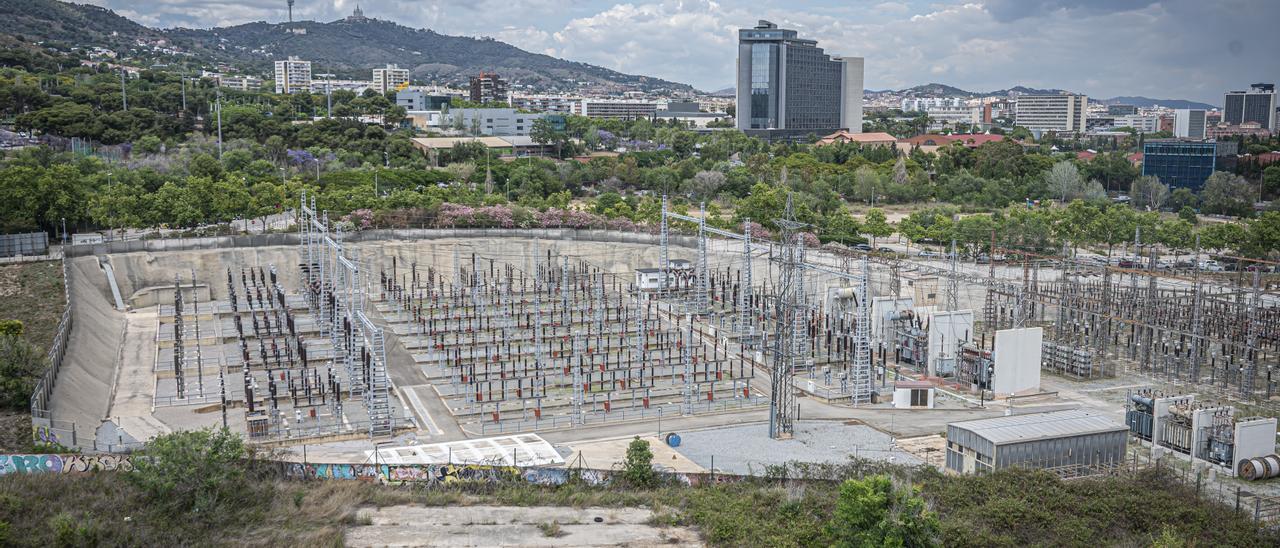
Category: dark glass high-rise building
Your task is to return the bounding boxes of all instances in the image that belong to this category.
[1142,140,1217,190]
[1223,84,1275,129]
[736,21,862,139]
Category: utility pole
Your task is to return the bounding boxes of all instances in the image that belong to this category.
[216,90,224,159]
[180,76,186,114]
[120,69,128,111]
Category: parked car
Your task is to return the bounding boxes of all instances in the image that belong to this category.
[1118,259,1137,268]
[918,250,939,258]
[1199,260,1224,272]
[853,243,872,252]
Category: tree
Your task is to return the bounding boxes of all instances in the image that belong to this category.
[830,475,941,548]
[621,436,655,487]
[1046,160,1085,202]
[1178,206,1199,225]
[1130,175,1169,211]
[1243,211,1280,260]
[689,170,726,201]
[1263,164,1280,200]
[1168,187,1198,211]
[863,208,893,249]
[1201,171,1254,218]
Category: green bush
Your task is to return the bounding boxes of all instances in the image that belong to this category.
[832,474,941,547]
[0,335,44,409]
[127,428,257,525]
[0,320,22,337]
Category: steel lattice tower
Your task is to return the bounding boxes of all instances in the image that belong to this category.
[768,195,805,439]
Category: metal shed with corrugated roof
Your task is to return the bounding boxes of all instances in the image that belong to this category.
[945,409,1127,475]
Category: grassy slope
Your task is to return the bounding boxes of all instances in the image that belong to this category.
[0,261,66,351]
[0,466,1275,547]
[0,260,66,452]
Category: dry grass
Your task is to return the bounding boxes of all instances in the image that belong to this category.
[0,261,66,351]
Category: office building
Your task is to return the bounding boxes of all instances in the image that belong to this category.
[428,108,558,136]
[1107,104,1138,116]
[396,89,451,111]
[1014,94,1088,133]
[469,72,508,104]
[735,20,863,139]
[579,99,659,119]
[1142,140,1217,190]
[217,74,262,91]
[372,64,410,94]
[1224,84,1276,129]
[1173,109,1207,139]
[273,56,312,94]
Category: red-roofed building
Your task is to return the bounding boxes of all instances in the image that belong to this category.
[816,130,898,147]
[1075,150,1097,161]
[1126,152,1144,167]
[896,133,1009,154]
[1250,152,1280,166]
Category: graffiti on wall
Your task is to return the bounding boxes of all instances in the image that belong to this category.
[0,454,134,475]
[32,425,60,446]
[0,454,744,488]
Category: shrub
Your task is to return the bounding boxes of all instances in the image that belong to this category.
[0,335,44,409]
[127,428,254,524]
[831,475,941,547]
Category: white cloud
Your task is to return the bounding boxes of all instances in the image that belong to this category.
[84,0,1280,102]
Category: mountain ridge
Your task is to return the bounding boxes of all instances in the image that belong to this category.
[0,0,694,93]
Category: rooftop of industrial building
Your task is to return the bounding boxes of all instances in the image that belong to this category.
[948,409,1126,445]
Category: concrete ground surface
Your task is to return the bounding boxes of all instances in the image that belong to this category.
[345,505,701,547]
[560,434,705,473]
[671,421,923,475]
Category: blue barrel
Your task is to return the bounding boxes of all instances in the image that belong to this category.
[665,433,681,447]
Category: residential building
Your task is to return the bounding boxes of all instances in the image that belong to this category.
[310,79,371,94]
[1207,121,1272,139]
[511,95,579,114]
[1014,94,1088,133]
[218,74,262,91]
[655,102,732,128]
[1114,115,1158,133]
[469,72,508,104]
[1142,140,1217,190]
[1173,109,1207,139]
[396,89,451,111]
[372,64,410,94]
[1224,83,1276,129]
[901,97,963,112]
[273,56,312,94]
[579,99,659,119]
[735,20,863,140]
[1107,104,1138,116]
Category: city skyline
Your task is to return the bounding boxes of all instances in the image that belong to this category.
[81,0,1280,104]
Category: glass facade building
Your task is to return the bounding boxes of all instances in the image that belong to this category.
[1142,141,1217,191]
[1224,84,1275,129]
[736,20,861,140]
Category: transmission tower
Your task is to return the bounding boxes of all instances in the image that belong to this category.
[768,195,806,439]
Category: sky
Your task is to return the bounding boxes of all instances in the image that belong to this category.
[86,0,1280,104]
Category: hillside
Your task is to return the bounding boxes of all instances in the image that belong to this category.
[1098,96,1217,110]
[0,0,694,94]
